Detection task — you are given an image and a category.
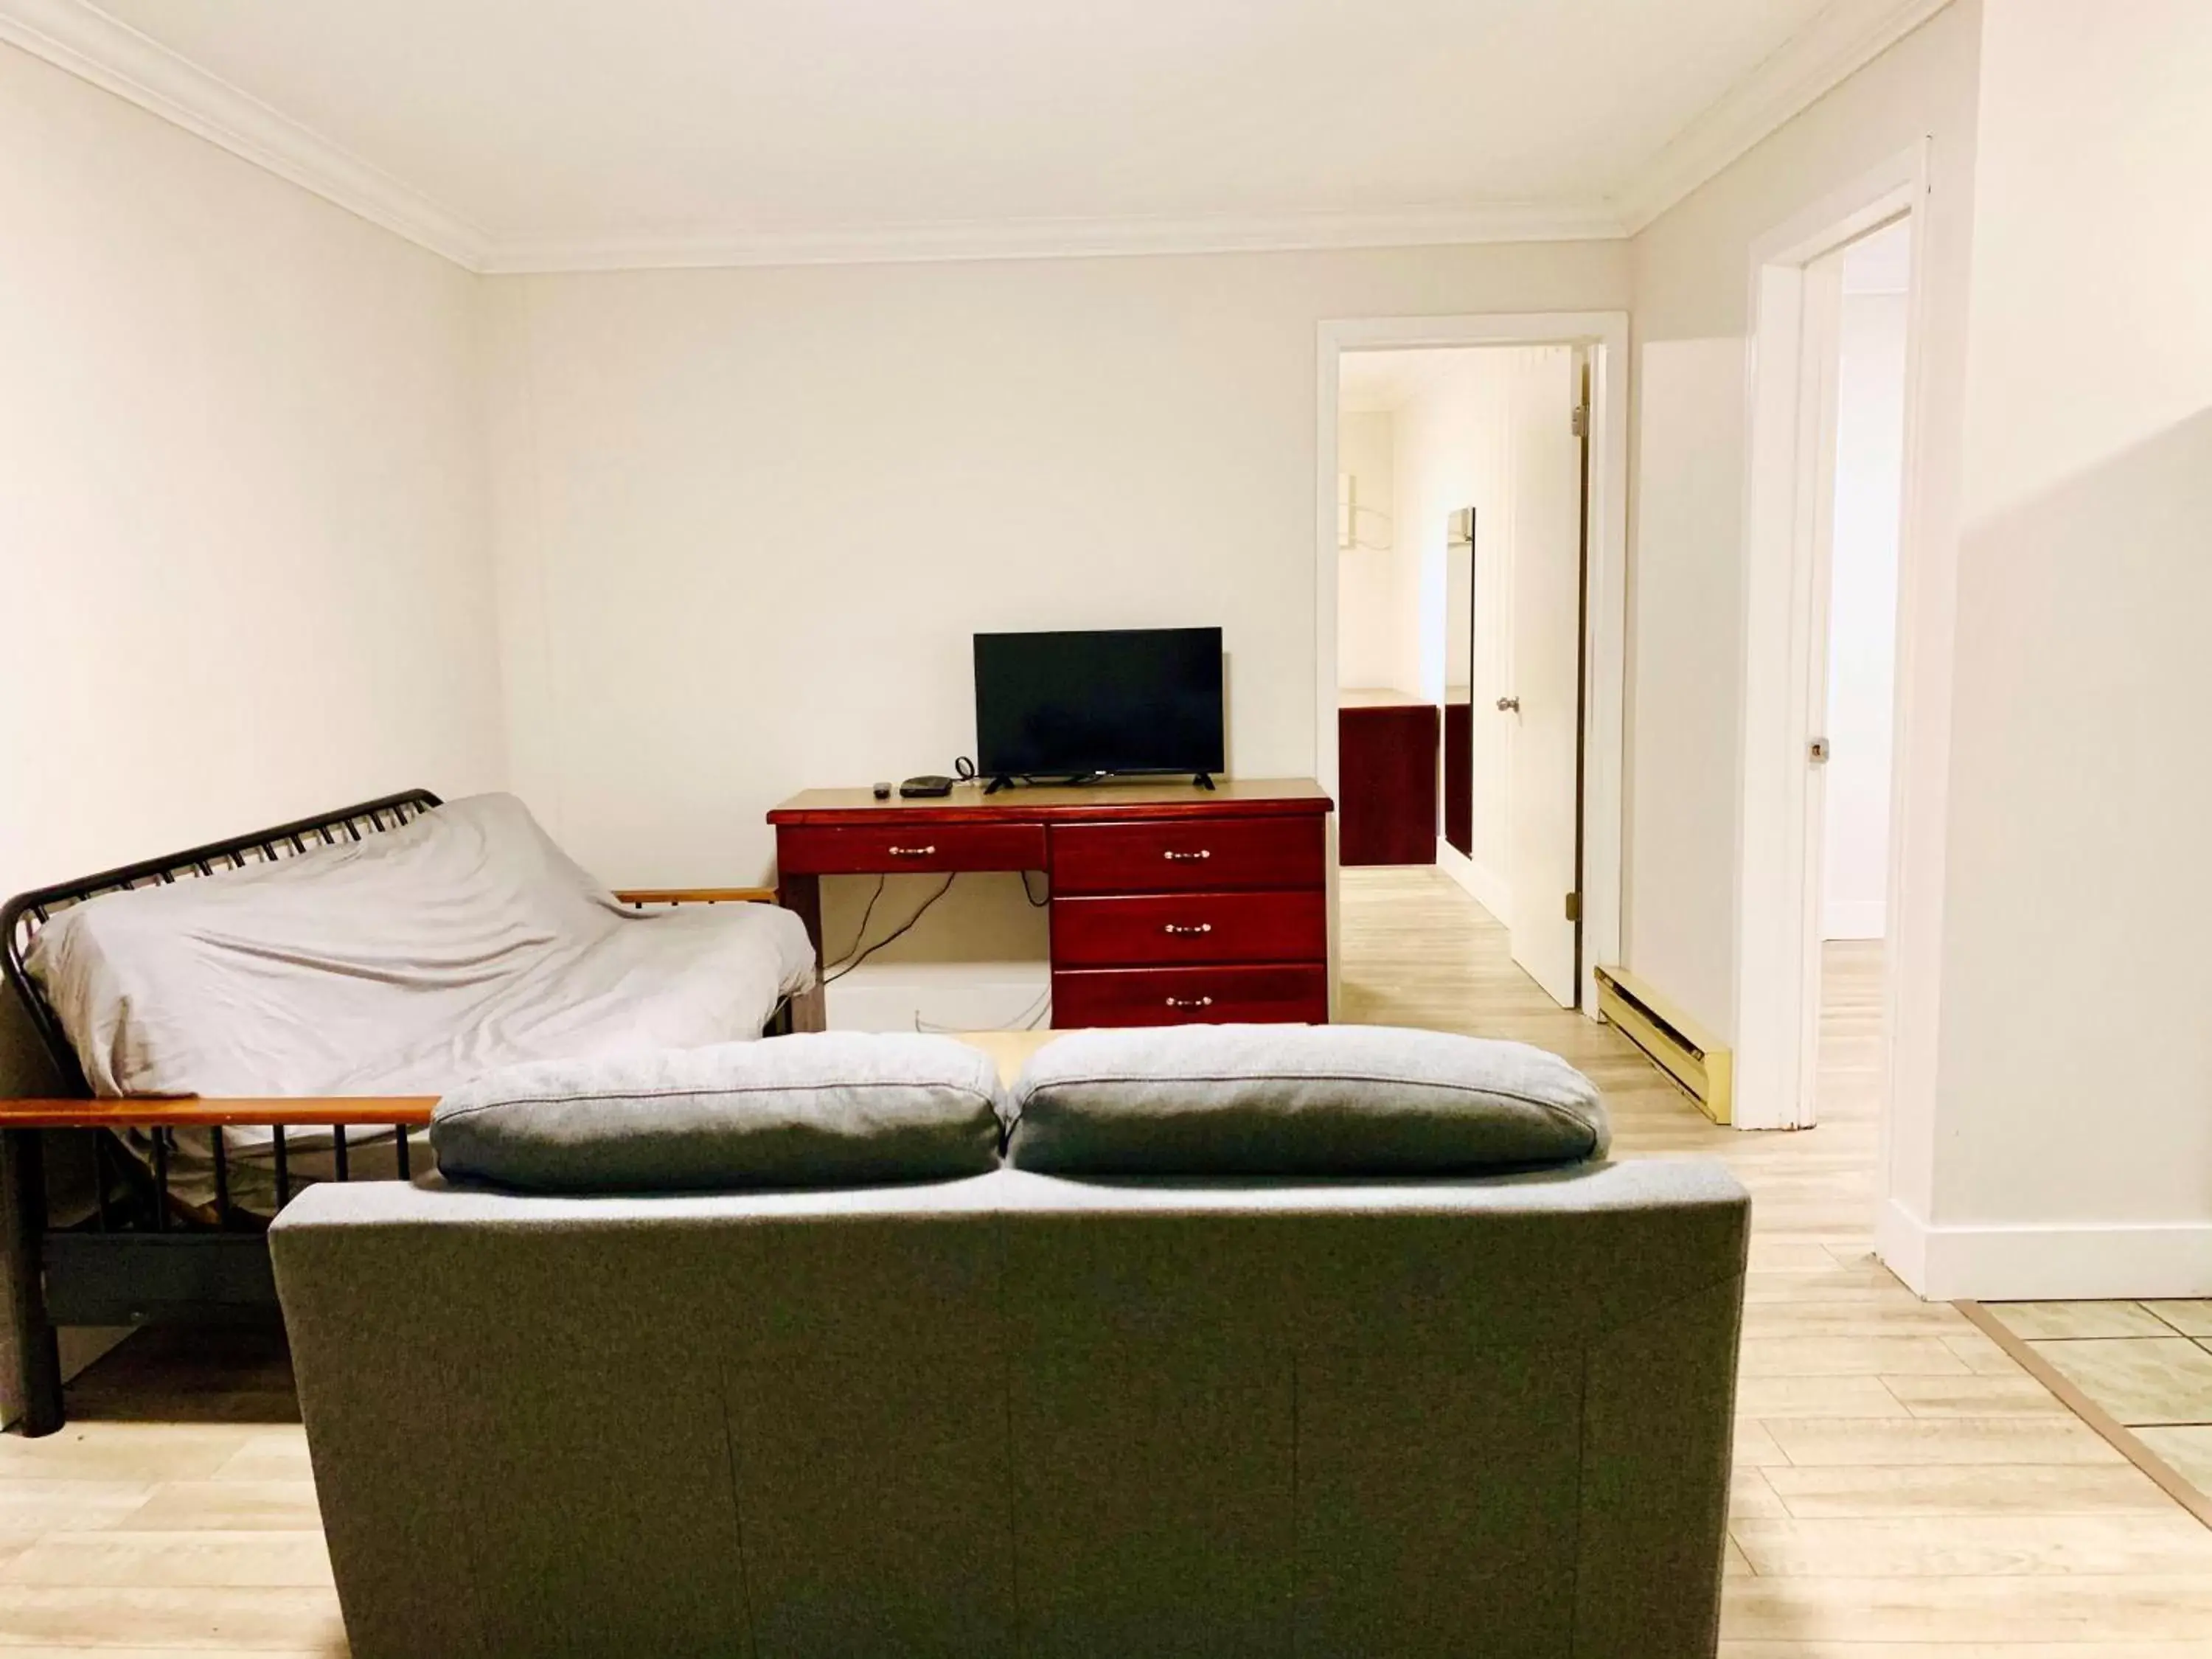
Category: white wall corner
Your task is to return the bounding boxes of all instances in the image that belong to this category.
[0,0,491,269]
[1611,0,1958,234]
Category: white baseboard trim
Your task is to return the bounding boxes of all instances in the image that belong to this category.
[1874,1197,1930,1293]
[1435,841,1509,926]
[1822,898,1887,940]
[1877,1197,2212,1300]
[823,962,1051,1034]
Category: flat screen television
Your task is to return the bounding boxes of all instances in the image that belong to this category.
[974,626,1224,786]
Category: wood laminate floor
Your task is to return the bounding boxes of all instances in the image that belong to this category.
[1,863,2204,1654]
[1343,867,2212,1655]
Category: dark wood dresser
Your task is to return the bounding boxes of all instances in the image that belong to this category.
[1337,689,1439,866]
[768,779,1332,1029]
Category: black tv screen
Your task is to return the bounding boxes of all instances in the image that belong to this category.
[975,627,1224,780]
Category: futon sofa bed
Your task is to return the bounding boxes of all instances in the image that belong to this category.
[274,1024,1751,1659]
[0,788,813,1432]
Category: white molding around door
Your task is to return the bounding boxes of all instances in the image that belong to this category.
[1316,311,1629,1017]
[1731,145,1935,1135]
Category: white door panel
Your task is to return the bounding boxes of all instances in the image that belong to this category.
[1506,347,1583,1007]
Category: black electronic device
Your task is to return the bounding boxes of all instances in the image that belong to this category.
[899,775,956,799]
[974,626,1224,789]
[872,780,893,799]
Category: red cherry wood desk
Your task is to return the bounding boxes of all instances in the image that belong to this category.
[768,779,1333,1032]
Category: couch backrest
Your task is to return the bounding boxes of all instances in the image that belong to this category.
[271,1160,1749,1659]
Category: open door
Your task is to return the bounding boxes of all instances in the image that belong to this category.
[1504,347,1585,1006]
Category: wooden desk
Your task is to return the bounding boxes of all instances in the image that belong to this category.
[768,779,1333,1031]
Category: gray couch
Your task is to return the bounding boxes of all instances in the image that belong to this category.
[271,1156,1749,1658]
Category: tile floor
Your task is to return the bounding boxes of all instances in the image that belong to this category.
[1983,1300,2212,1497]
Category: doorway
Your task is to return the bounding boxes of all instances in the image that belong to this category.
[1733,146,1939,1147]
[1807,219,1912,1147]
[1332,346,1585,1006]
[1316,314,1627,1015]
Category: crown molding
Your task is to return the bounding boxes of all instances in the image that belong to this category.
[1610,0,1957,235]
[0,0,491,268]
[478,201,1627,275]
[3,0,1952,275]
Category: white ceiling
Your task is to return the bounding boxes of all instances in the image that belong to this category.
[0,0,1952,270]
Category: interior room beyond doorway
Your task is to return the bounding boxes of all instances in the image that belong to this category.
[1335,343,1587,1009]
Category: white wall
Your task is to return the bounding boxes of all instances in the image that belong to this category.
[1820,231,1909,942]
[1389,357,1500,713]
[1335,409,1401,689]
[1624,1,1982,1063]
[1919,0,2212,1294]
[485,242,1630,1026]
[0,38,505,1409]
[0,38,507,1069]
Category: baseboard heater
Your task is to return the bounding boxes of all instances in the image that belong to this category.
[1593,965,1733,1127]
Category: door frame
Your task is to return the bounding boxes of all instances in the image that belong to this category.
[1315,311,1628,1015]
[1731,144,1935,1133]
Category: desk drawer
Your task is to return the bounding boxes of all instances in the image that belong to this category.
[1051,964,1328,1028]
[1051,816,1324,896]
[1051,891,1324,968]
[776,822,1044,876]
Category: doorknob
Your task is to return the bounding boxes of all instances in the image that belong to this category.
[1496,695,1520,713]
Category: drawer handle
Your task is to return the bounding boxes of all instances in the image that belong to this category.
[1163,922,1213,936]
[1163,849,1211,862]
[1164,995,1215,1009]
[887,844,936,857]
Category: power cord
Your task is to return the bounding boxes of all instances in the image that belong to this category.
[824,874,959,985]
[914,982,1052,1034]
[822,874,887,973]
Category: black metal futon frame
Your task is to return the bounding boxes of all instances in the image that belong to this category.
[0,788,779,1434]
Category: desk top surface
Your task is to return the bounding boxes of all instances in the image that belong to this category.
[770,776,1331,826]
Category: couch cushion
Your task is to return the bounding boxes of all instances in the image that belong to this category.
[431,1032,1004,1192]
[1006,1024,1607,1176]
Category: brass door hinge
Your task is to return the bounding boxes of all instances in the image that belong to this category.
[1564,891,1582,923]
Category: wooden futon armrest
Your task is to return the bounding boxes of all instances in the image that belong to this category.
[611,887,778,907]
[0,1096,437,1130]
